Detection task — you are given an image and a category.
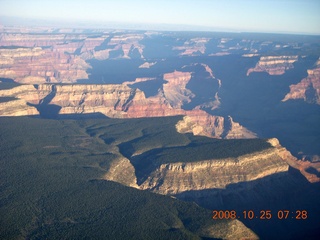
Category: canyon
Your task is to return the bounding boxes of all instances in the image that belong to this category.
[1,26,320,239]
[0,83,255,140]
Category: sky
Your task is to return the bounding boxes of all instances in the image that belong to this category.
[0,0,320,34]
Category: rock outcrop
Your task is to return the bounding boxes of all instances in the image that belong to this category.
[176,112,257,139]
[173,38,210,56]
[139,61,157,68]
[0,46,91,83]
[0,99,38,116]
[139,138,289,195]
[0,31,147,83]
[162,71,194,108]
[282,58,320,104]
[111,34,145,58]
[0,84,256,140]
[268,138,320,183]
[247,55,298,75]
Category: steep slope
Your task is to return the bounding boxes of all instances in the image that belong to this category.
[0,83,256,139]
[0,45,93,83]
[0,31,147,83]
[283,57,320,104]
[162,70,194,108]
[247,55,299,75]
[139,146,288,195]
[0,98,38,116]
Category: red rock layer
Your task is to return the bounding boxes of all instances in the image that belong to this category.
[283,58,320,104]
[0,33,105,83]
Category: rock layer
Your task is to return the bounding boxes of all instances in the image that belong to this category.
[247,55,298,76]
[0,31,147,83]
[0,47,91,83]
[282,58,320,104]
[162,70,194,108]
[173,38,210,56]
[139,138,289,195]
[0,84,255,140]
[268,138,320,183]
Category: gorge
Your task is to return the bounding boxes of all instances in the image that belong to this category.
[1,26,320,239]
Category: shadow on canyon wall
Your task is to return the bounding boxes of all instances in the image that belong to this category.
[202,55,320,158]
[175,168,320,240]
[0,78,20,90]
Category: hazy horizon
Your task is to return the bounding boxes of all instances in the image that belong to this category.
[0,0,320,35]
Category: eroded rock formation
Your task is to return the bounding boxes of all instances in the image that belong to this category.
[282,58,320,104]
[0,99,38,116]
[138,138,290,195]
[176,112,257,139]
[162,70,194,108]
[0,46,92,83]
[173,38,210,56]
[268,138,320,183]
[0,31,147,83]
[247,55,298,76]
[0,84,255,140]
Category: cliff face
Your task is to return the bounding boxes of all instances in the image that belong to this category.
[175,112,257,139]
[139,138,289,195]
[173,38,210,56]
[268,138,320,183]
[0,84,256,140]
[0,99,38,116]
[162,70,194,108]
[283,58,320,104]
[108,34,145,59]
[0,32,147,84]
[0,84,51,104]
[0,47,90,83]
[247,56,298,76]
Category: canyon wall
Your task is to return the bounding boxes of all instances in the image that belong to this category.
[139,138,290,195]
[162,70,194,108]
[173,38,210,56]
[0,32,146,83]
[0,83,254,139]
[0,46,91,83]
[283,57,320,104]
[247,55,298,76]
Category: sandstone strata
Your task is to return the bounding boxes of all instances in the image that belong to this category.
[107,34,145,59]
[282,58,320,104]
[0,45,94,83]
[0,84,255,140]
[139,138,289,195]
[0,99,38,116]
[176,113,256,139]
[268,138,320,183]
[0,31,146,83]
[247,56,298,76]
[163,71,194,108]
[173,38,210,56]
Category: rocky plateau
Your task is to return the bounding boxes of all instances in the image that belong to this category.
[247,55,298,75]
[138,138,289,195]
